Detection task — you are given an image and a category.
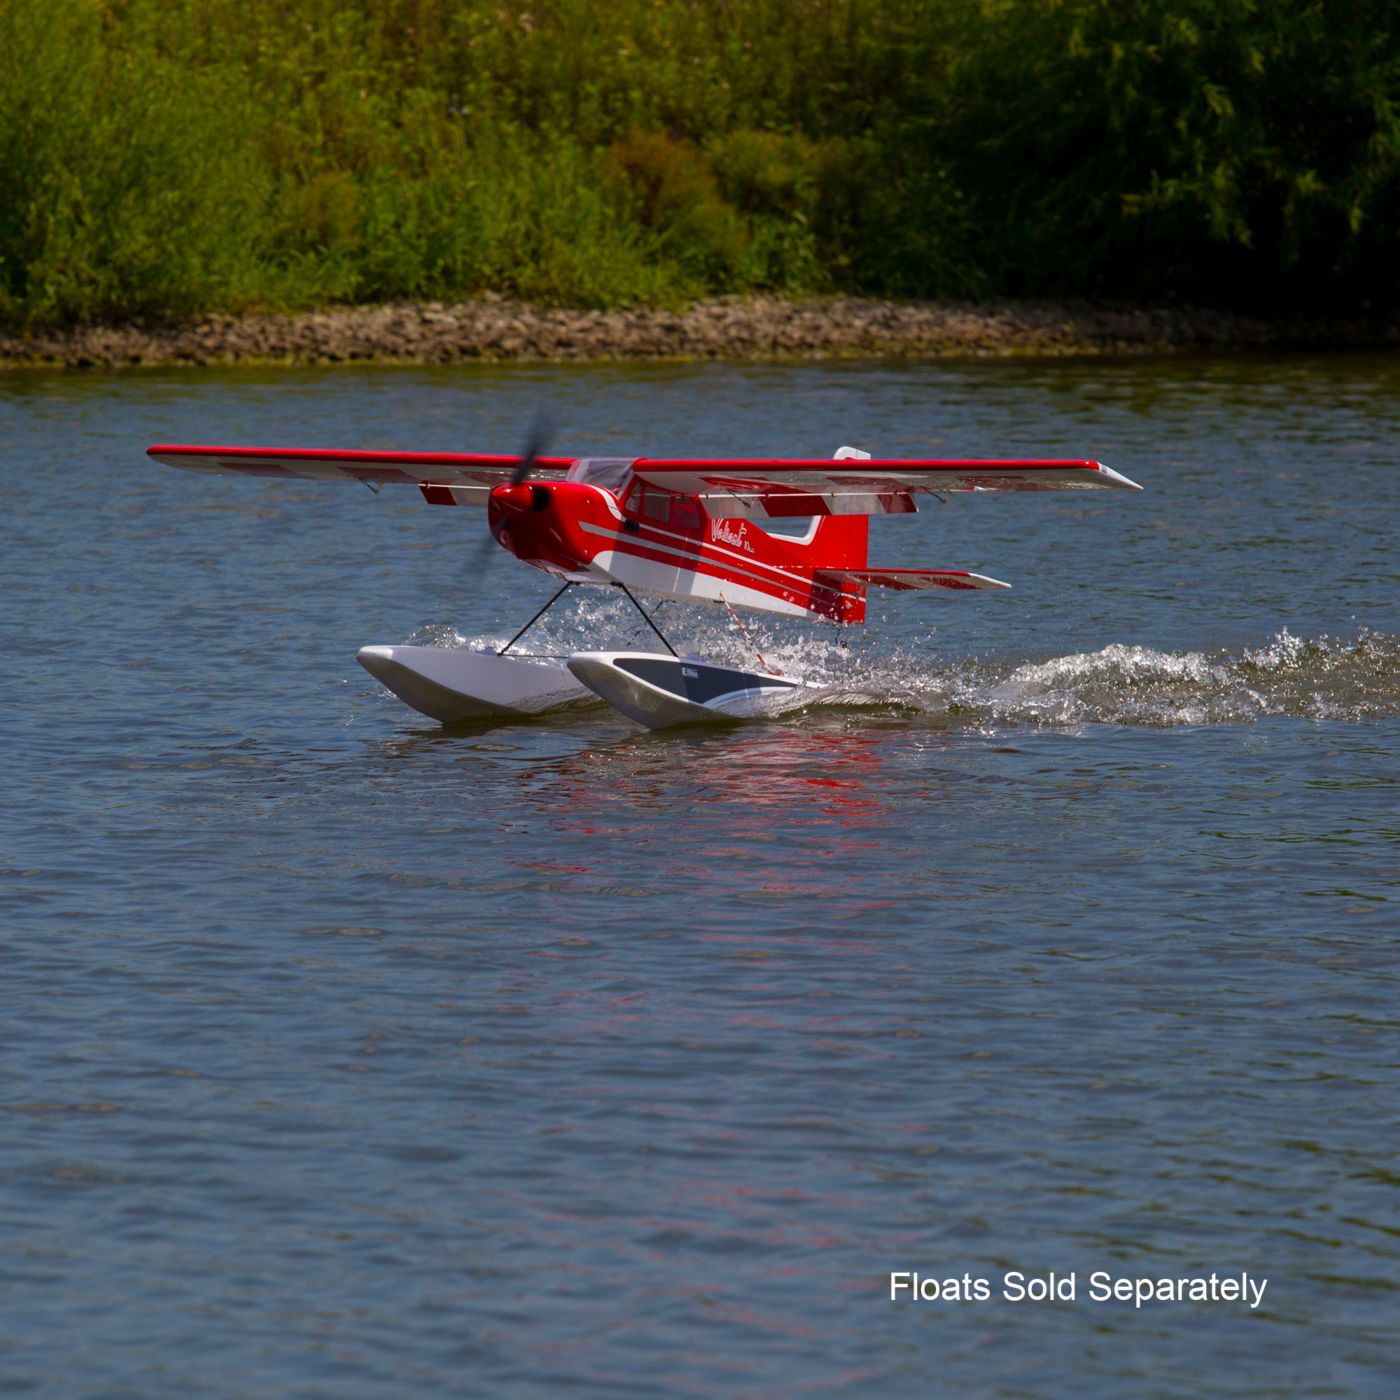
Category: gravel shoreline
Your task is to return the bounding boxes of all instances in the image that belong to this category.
[2,295,1395,369]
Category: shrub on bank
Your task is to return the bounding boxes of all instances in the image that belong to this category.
[0,0,1395,327]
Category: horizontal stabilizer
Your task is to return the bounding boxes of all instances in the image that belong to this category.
[829,568,1010,592]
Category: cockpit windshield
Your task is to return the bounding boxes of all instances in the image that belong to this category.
[567,457,635,493]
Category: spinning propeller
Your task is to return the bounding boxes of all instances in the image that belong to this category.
[467,413,556,575]
[509,413,555,489]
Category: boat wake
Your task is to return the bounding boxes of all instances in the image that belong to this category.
[404,603,1399,729]
[786,628,1400,728]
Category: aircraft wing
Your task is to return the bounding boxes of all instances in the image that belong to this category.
[146,444,576,505]
[148,445,1140,516]
[629,457,1140,517]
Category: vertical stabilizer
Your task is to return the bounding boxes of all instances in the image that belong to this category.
[809,515,869,624]
[820,445,871,576]
[810,513,868,570]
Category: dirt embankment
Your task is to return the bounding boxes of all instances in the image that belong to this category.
[2,296,1395,369]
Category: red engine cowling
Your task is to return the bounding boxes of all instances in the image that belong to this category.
[486,481,618,576]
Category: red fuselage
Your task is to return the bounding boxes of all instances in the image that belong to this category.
[487,478,868,623]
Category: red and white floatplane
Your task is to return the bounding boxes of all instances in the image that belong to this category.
[147,440,1140,729]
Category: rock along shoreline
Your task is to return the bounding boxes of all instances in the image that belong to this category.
[2,295,1395,369]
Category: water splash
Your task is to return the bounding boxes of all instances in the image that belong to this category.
[689,626,1400,728]
[403,612,1399,729]
[830,628,1400,728]
[405,622,471,649]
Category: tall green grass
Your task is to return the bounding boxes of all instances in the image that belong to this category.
[1,0,1396,328]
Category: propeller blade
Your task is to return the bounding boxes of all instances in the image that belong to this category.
[464,414,557,578]
[510,413,556,486]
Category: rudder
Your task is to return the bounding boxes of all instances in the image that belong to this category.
[810,513,868,570]
[808,515,869,624]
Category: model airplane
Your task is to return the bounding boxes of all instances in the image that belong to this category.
[147,439,1140,728]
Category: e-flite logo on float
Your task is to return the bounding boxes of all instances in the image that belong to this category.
[710,519,753,554]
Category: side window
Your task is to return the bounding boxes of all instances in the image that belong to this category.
[671,498,702,530]
[640,487,671,523]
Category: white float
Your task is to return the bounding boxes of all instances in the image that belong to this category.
[357,645,593,722]
[566,651,811,729]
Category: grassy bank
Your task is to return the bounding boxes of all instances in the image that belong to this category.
[2,1,1397,330]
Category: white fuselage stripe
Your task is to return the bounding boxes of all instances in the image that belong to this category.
[578,520,820,595]
[589,552,812,617]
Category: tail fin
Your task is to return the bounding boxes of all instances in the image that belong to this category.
[809,513,868,571]
[812,446,870,569]
[808,515,869,624]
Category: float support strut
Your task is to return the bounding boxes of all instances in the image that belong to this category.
[615,583,678,657]
[498,583,573,655]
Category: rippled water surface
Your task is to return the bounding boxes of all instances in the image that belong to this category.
[2,357,1397,1397]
